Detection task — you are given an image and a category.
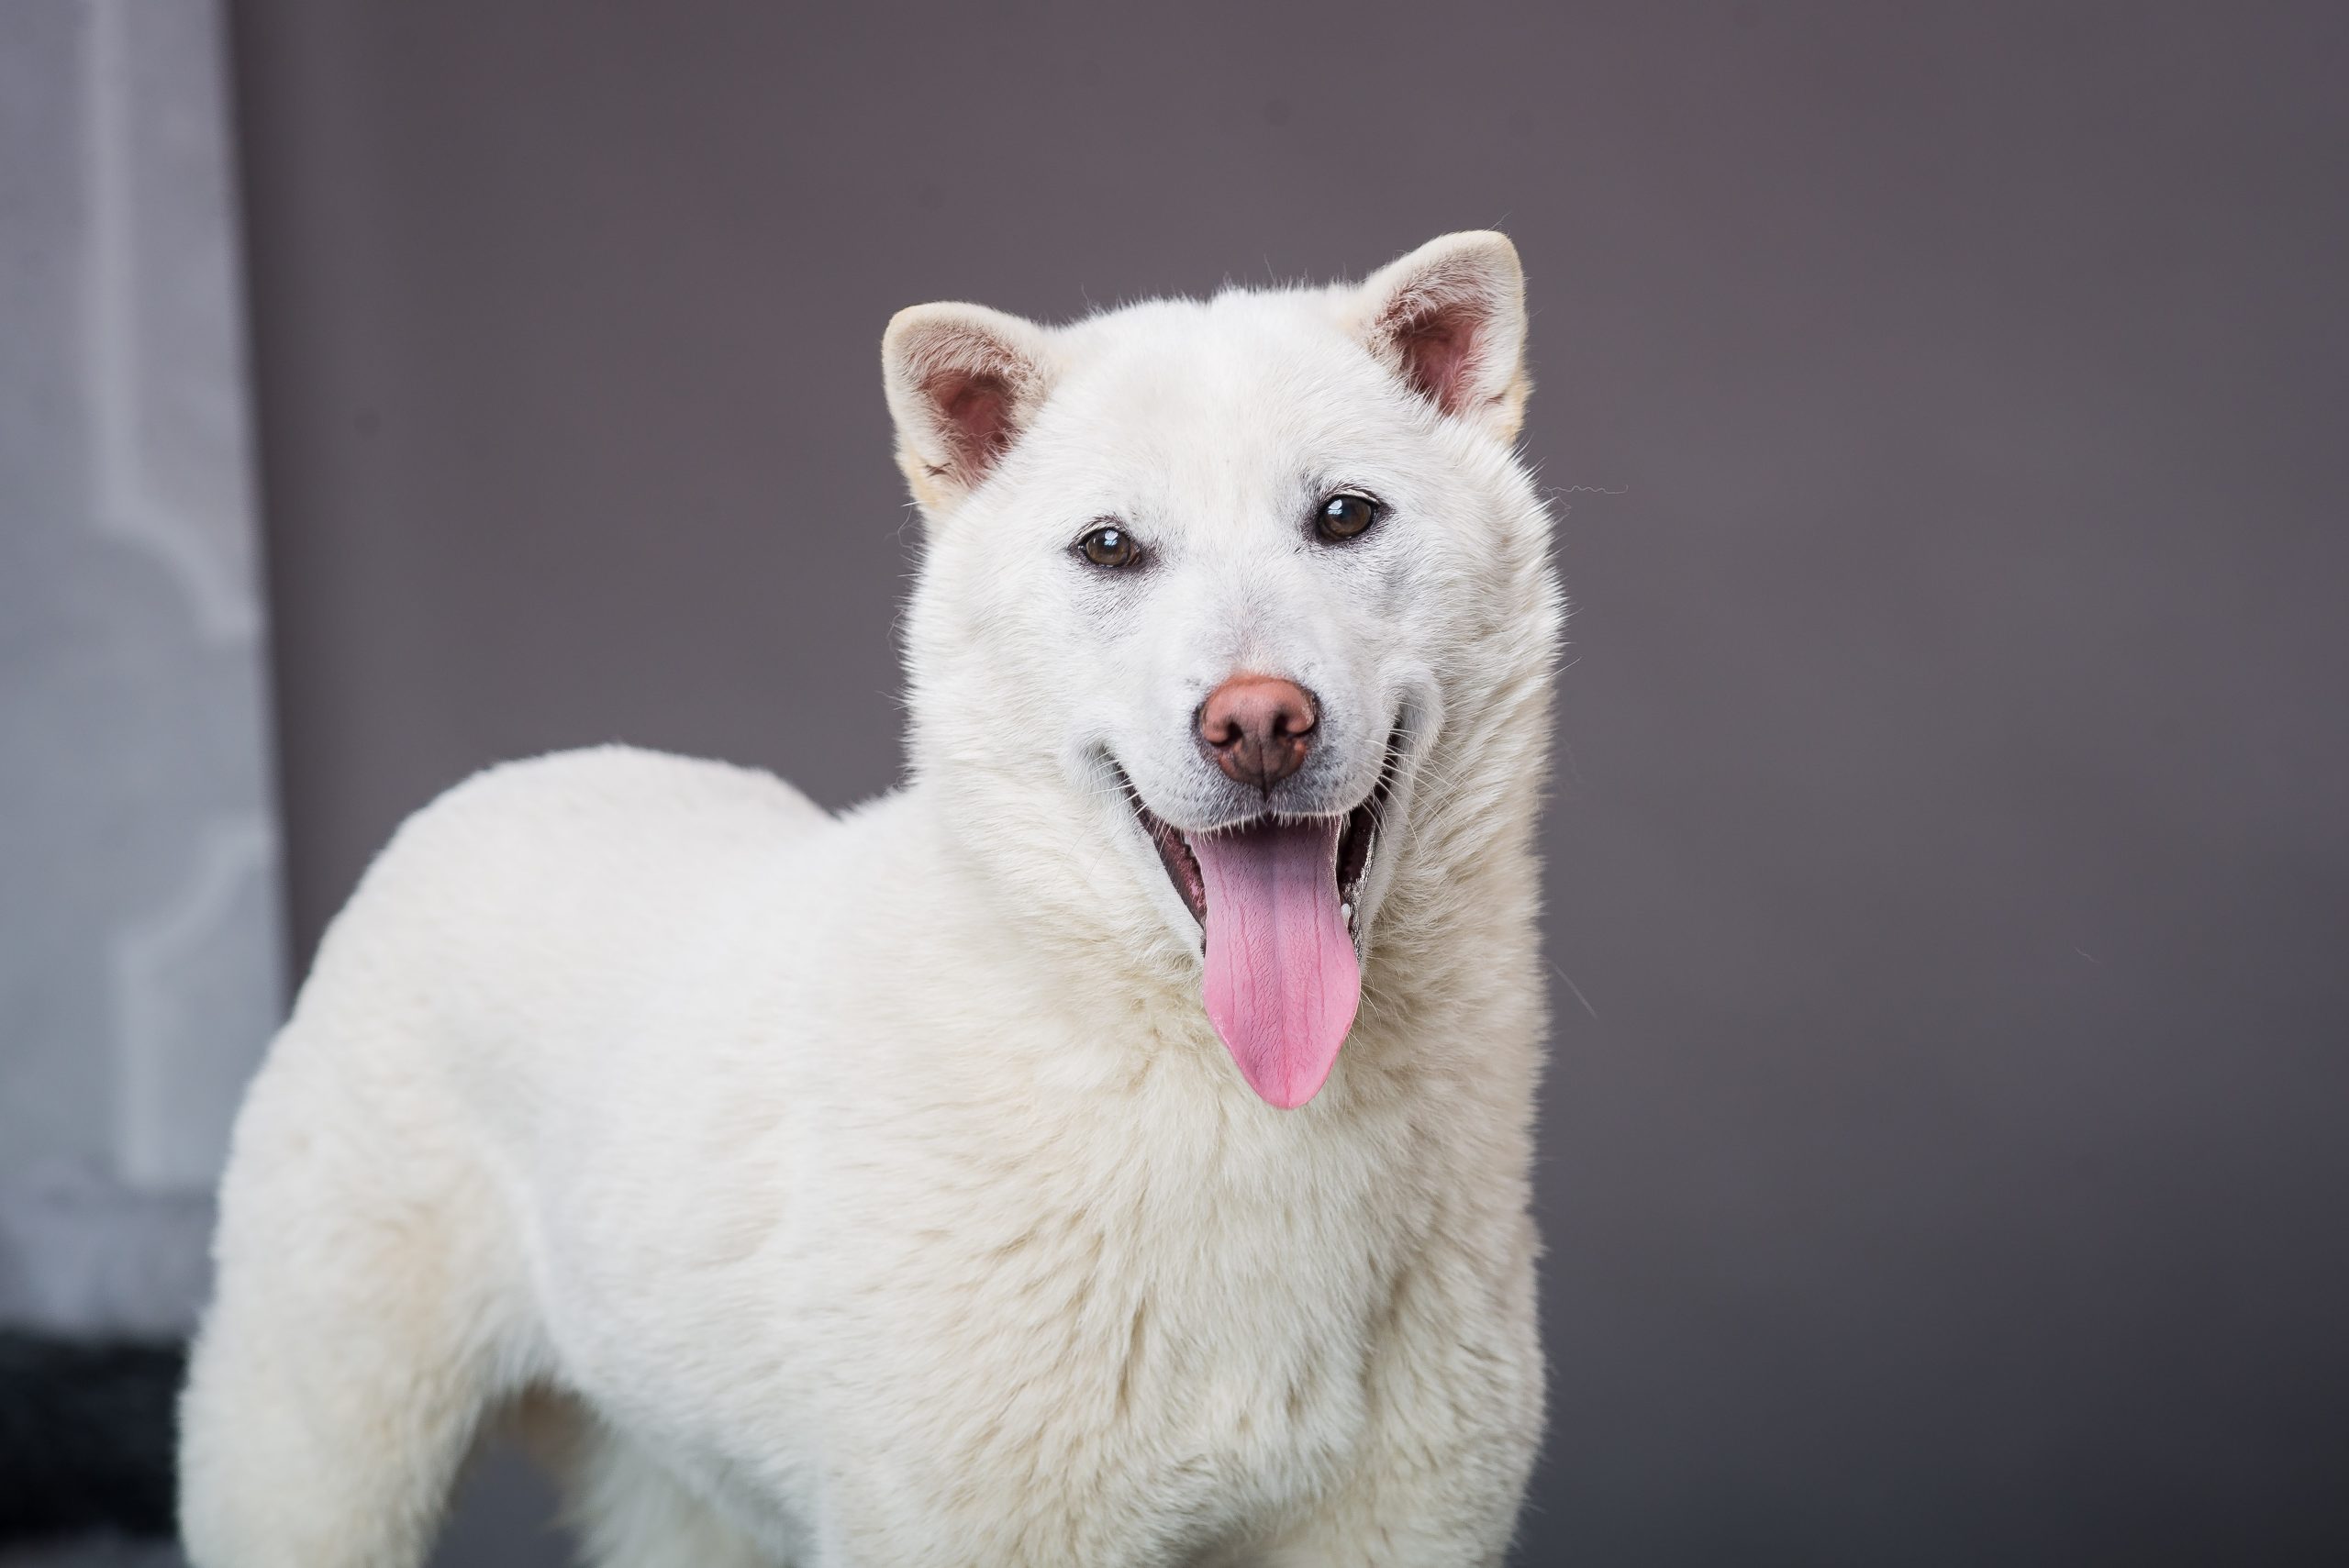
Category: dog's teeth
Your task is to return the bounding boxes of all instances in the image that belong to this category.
[1341,902,1354,927]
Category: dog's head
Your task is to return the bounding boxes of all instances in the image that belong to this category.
[887,233,1561,1107]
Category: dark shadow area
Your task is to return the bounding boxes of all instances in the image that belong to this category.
[0,1334,182,1545]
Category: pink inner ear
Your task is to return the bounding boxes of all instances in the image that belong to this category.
[929,370,1017,474]
[1396,314,1482,415]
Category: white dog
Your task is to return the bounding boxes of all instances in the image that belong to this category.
[179,231,1564,1567]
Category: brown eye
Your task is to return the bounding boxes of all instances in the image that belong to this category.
[1077,523,1141,569]
[1316,493,1380,542]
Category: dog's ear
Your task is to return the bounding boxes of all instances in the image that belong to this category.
[1344,231,1530,442]
[882,302,1060,512]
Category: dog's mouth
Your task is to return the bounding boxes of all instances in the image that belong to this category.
[1116,732,1400,1109]
[1129,779,1386,939]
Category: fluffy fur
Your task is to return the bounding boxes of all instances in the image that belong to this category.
[178,232,1564,1567]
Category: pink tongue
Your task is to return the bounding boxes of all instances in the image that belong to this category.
[1189,818,1361,1108]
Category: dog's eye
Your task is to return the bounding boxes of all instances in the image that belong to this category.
[1316,493,1380,542]
[1076,524,1141,569]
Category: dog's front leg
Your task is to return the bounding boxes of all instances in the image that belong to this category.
[1256,1237,1544,1567]
[1252,1434,1532,1568]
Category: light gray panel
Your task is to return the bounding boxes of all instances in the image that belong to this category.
[0,0,281,1309]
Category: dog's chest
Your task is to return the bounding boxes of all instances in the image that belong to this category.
[787,1107,1425,1559]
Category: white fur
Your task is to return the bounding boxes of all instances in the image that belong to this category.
[179,233,1564,1567]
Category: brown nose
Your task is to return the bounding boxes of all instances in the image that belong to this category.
[1198,674,1317,792]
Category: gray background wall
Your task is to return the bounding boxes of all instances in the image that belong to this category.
[222,3,2347,1564]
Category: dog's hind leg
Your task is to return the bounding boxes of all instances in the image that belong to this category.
[178,1024,535,1568]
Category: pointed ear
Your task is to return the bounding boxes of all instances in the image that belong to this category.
[882,302,1060,512]
[1343,231,1530,441]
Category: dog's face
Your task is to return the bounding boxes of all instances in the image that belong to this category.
[889,234,1556,1106]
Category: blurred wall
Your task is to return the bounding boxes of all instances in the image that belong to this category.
[225,3,2349,1564]
[1,0,279,1340]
